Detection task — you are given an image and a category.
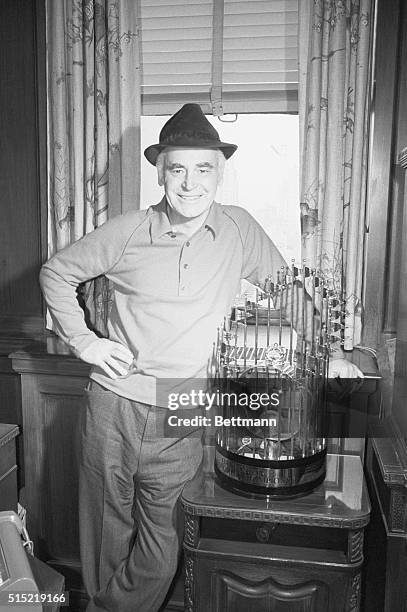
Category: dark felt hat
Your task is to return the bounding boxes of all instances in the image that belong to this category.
[144,103,238,165]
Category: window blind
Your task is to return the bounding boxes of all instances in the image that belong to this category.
[140,0,298,115]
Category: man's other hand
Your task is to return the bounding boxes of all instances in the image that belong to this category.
[328,358,364,379]
[78,339,135,379]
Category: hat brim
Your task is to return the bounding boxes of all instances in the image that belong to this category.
[144,141,237,166]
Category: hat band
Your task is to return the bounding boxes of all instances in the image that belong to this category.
[161,129,221,147]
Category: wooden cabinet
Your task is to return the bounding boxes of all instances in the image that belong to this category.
[181,451,370,612]
[0,424,19,512]
[364,431,407,612]
[11,340,89,564]
[11,339,90,610]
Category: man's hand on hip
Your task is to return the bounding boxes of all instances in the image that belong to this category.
[78,339,134,379]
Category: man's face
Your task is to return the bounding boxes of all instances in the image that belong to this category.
[161,148,222,219]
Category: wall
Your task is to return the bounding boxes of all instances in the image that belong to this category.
[0,0,46,347]
[0,0,46,481]
[363,0,407,428]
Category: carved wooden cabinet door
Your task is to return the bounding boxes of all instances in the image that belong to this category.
[212,570,329,612]
[186,551,359,612]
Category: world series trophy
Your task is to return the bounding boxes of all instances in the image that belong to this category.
[214,263,342,498]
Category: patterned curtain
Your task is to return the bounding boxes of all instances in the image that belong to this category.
[298,0,373,349]
[46,0,141,334]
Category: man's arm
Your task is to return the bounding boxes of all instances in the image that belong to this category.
[40,214,137,377]
[234,207,363,378]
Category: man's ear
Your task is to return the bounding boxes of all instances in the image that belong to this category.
[156,152,165,186]
[217,151,226,186]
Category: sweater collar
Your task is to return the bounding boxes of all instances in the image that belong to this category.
[149,197,222,242]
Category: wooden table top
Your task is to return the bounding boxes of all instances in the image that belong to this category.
[182,450,370,529]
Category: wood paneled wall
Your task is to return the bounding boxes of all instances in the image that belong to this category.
[0,0,46,342]
[363,0,401,348]
[0,0,46,481]
[363,0,407,431]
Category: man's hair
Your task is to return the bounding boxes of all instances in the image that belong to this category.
[156,149,226,186]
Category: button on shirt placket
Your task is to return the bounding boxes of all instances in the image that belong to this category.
[179,239,191,295]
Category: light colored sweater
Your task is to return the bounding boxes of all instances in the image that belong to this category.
[40,199,287,406]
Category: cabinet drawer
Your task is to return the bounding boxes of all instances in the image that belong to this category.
[201,517,348,555]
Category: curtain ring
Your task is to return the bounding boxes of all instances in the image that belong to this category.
[217,113,238,123]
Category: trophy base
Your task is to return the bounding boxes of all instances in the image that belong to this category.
[214,446,327,499]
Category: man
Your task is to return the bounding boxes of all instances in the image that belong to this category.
[40,103,362,612]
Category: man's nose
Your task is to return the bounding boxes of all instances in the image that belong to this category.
[182,171,196,190]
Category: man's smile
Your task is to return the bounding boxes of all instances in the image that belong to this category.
[178,194,203,200]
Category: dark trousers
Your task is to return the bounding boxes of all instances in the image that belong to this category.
[78,381,203,612]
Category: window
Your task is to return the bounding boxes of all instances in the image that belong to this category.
[140,0,298,115]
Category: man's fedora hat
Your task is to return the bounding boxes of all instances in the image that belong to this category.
[144,103,238,166]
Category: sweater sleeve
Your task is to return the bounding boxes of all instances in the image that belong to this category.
[225,206,315,343]
[224,206,288,283]
[39,213,141,355]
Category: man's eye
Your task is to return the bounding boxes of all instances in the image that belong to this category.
[171,168,184,175]
[198,168,209,174]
